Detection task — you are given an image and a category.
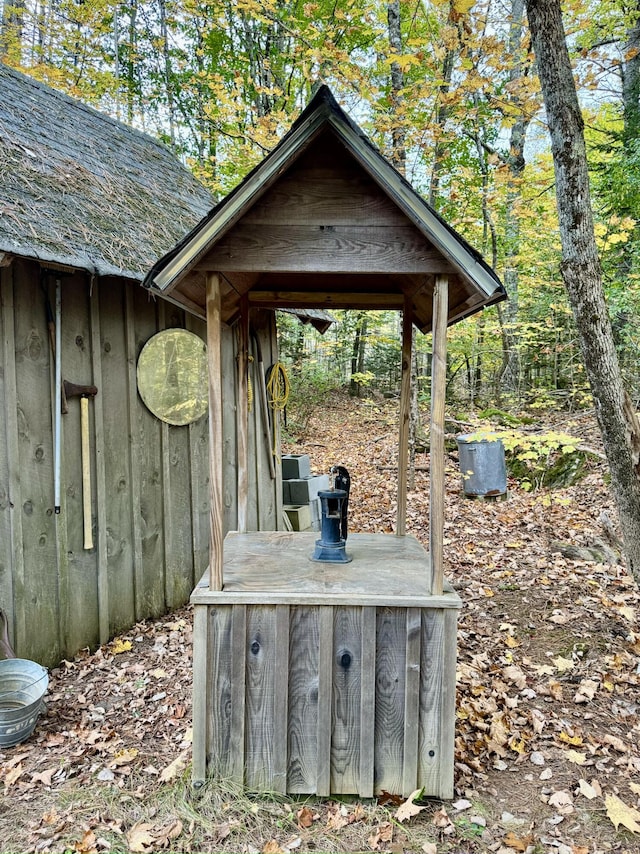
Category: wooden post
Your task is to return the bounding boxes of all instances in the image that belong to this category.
[396,299,412,536]
[429,276,448,595]
[206,273,224,590]
[237,297,249,533]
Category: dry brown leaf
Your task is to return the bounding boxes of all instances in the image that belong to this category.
[31,767,56,786]
[3,762,24,789]
[630,782,640,796]
[549,790,574,815]
[395,788,428,823]
[503,830,534,851]
[532,664,555,676]
[368,824,393,851]
[574,678,599,703]
[155,819,183,844]
[603,733,627,752]
[432,808,452,829]
[297,806,314,828]
[126,823,155,853]
[262,840,285,854]
[378,790,404,806]
[489,713,510,747]
[73,830,98,854]
[577,779,598,800]
[212,823,234,843]
[42,809,64,826]
[565,750,587,765]
[547,679,563,700]
[351,803,366,822]
[616,605,635,622]
[503,665,527,689]
[553,655,574,673]
[159,749,189,782]
[326,806,349,831]
[605,793,640,833]
[422,844,438,854]
[110,747,139,767]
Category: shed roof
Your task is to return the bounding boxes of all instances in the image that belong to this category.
[0,62,214,281]
[145,85,506,332]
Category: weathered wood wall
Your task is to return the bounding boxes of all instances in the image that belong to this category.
[0,258,280,666]
[191,531,459,799]
[194,600,457,799]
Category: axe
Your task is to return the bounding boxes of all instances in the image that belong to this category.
[63,381,98,550]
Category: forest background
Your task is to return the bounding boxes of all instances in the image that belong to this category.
[1,0,639,412]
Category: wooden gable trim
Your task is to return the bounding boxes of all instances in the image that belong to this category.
[150,106,332,294]
[147,87,505,325]
[323,113,501,299]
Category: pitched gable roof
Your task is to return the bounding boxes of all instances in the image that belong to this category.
[145,85,506,332]
[0,62,214,280]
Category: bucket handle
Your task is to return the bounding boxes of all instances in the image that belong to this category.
[0,669,48,701]
[0,609,16,660]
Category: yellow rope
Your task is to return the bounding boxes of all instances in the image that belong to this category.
[266,362,290,459]
[266,361,290,412]
[247,354,254,413]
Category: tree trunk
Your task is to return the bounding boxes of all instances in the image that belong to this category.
[387,0,419,482]
[350,312,367,397]
[622,0,640,146]
[387,0,406,170]
[0,0,25,59]
[526,0,640,583]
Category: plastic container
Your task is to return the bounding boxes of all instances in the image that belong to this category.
[456,433,507,498]
[0,658,49,747]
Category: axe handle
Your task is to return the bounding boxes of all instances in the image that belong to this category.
[80,396,93,549]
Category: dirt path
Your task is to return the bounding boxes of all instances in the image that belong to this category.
[1,397,639,853]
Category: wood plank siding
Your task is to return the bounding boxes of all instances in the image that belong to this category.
[0,259,280,666]
[192,532,461,798]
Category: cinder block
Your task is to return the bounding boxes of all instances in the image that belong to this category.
[282,480,291,504]
[309,497,321,522]
[282,454,311,480]
[288,474,330,505]
[284,504,312,531]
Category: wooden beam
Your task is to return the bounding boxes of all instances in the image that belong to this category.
[396,299,412,537]
[89,279,109,645]
[125,285,145,618]
[191,604,208,784]
[236,297,249,533]
[429,276,448,595]
[1,266,22,653]
[203,224,455,274]
[248,291,405,310]
[206,273,224,590]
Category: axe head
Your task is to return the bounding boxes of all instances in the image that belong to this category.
[63,380,98,400]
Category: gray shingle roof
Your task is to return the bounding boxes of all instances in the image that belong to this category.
[0,62,214,280]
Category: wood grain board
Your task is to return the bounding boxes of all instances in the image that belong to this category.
[192,532,460,608]
[0,259,281,666]
[193,531,460,798]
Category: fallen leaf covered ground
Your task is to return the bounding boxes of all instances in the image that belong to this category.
[1,394,639,854]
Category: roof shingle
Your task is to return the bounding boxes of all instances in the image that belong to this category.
[0,62,214,280]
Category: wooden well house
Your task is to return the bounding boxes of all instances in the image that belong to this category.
[146,86,506,798]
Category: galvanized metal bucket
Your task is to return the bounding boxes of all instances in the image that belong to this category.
[0,658,49,747]
[457,433,508,498]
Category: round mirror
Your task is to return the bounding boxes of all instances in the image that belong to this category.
[137,329,208,426]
